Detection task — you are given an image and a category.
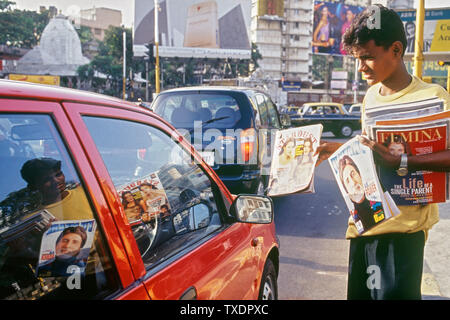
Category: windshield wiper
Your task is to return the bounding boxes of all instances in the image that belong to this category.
[188,116,230,133]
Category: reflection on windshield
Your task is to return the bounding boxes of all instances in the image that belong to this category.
[154,93,242,129]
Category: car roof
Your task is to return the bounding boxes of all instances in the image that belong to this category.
[158,85,265,95]
[0,79,145,111]
[303,102,343,107]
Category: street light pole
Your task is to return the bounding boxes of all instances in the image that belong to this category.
[413,0,425,79]
[154,0,160,94]
[123,30,126,100]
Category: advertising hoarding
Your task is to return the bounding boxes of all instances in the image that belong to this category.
[312,1,364,55]
[257,0,284,18]
[397,8,450,54]
[8,74,60,86]
[134,0,252,59]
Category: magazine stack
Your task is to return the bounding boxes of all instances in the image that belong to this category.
[365,97,449,206]
[328,137,400,234]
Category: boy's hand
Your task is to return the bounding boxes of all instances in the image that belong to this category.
[358,135,400,169]
[314,141,343,167]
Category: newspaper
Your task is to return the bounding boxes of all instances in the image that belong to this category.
[267,124,323,196]
[116,171,172,222]
[328,136,399,234]
[372,119,450,205]
[36,219,97,278]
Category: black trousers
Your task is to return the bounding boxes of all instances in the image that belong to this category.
[347,231,425,300]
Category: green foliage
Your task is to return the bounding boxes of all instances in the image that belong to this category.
[0,0,15,11]
[0,3,51,48]
[75,25,95,47]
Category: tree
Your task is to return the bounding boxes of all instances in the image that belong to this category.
[0,0,15,11]
[77,25,144,98]
[0,3,51,48]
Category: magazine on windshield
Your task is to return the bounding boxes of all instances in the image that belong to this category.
[328,136,399,234]
[116,171,172,223]
[267,124,323,196]
[36,219,96,278]
[372,119,450,205]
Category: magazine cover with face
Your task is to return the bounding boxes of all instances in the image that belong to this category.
[117,171,172,223]
[267,124,322,196]
[373,121,449,205]
[36,219,96,278]
[328,137,395,234]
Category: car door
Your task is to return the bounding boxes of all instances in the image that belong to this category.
[0,99,148,300]
[63,103,263,299]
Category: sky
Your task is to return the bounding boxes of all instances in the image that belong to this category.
[11,0,448,30]
[11,0,135,27]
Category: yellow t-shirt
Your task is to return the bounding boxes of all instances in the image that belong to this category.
[45,185,93,221]
[346,75,450,239]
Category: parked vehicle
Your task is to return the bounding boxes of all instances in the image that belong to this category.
[348,103,362,116]
[151,86,291,195]
[287,102,361,138]
[0,80,279,300]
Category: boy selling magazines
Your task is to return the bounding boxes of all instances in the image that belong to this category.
[316,4,450,299]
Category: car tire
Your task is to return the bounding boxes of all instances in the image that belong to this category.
[337,123,353,138]
[258,259,278,300]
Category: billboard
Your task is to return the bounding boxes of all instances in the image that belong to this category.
[257,0,284,18]
[312,1,364,55]
[8,74,60,86]
[397,8,450,54]
[134,0,252,59]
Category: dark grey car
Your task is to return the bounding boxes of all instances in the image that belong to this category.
[151,87,291,194]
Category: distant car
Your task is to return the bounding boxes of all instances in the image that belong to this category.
[289,102,361,138]
[152,86,291,195]
[0,80,279,300]
[348,103,362,116]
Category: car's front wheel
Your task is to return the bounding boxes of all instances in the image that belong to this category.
[336,123,353,138]
[258,259,278,300]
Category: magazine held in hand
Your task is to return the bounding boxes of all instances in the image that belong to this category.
[364,97,449,205]
[267,124,323,196]
[328,137,399,234]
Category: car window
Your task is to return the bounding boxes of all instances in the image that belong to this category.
[83,116,223,269]
[265,96,280,128]
[153,93,243,129]
[255,94,269,126]
[0,114,119,300]
[306,106,324,115]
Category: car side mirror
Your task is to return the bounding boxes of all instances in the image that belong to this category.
[279,114,291,128]
[230,195,273,224]
[173,202,212,234]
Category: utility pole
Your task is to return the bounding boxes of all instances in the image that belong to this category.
[145,60,149,101]
[123,30,126,100]
[413,0,425,79]
[154,0,160,94]
[353,58,359,103]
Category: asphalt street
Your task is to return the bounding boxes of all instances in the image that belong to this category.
[272,133,450,300]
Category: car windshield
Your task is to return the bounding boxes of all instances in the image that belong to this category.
[153,93,243,129]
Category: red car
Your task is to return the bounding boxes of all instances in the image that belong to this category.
[0,80,279,300]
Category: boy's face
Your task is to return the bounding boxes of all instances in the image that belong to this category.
[352,39,398,86]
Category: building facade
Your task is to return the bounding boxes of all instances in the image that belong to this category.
[79,7,122,41]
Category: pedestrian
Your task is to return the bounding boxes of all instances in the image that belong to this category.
[315,4,450,300]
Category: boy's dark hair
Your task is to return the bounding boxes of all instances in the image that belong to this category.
[20,157,62,187]
[342,4,407,56]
